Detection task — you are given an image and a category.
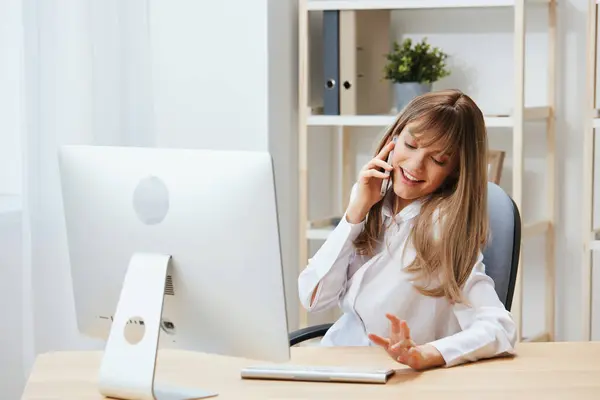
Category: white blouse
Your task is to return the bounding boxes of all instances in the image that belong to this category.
[298,186,517,367]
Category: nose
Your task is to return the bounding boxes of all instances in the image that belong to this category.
[406,151,427,173]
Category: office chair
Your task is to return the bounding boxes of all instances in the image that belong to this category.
[289,182,521,346]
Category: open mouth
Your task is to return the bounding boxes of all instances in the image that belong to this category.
[400,167,425,184]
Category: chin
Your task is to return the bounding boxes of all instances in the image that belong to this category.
[392,184,422,201]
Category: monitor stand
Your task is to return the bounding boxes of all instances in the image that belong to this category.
[98,253,218,400]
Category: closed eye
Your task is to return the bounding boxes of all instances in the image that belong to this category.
[405,140,447,165]
[432,157,446,166]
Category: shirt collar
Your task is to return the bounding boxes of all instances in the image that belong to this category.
[381,191,423,223]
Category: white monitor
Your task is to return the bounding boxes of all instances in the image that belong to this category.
[58,145,290,399]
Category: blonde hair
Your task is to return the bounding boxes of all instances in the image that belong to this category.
[354,89,489,304]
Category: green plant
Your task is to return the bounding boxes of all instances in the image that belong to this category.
[383,38,450,84]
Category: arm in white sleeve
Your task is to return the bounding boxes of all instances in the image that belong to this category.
[429,252,518,367]
[297,184,367,313]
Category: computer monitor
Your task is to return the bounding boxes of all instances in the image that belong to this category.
[58,145,290,399]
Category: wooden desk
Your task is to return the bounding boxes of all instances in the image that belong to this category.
[22,342,600,399]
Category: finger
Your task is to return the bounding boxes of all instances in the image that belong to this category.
[368,333,390,348]
[375,140,396,161]
[400,320,411,341]
[367,158,393,172]
[386,314,402,342]
[360,169,389,181]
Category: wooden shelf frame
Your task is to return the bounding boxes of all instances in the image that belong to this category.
[307,0,551,11]
[297,0,557,342]
[307,106,551,128]
[582,0,598,342]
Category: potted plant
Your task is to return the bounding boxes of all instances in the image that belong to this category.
[384,37,451,111]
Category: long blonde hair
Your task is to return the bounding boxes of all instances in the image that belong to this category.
[354,89,489,304]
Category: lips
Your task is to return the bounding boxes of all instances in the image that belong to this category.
[400,167,424,184]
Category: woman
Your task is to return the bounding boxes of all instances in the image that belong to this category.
[298,89,517,370]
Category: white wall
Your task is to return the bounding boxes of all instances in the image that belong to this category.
[150,1,269,152]
[149,0,299,330]
[305,1,598,342]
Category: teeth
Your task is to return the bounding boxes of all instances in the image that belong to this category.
[404,169,419,182]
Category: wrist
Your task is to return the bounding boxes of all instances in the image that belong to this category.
[419,344,446,369]
[345,202,370,224]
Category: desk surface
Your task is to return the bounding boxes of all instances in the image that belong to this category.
[22,342,600,399]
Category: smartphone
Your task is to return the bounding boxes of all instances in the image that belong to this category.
[380,136,397,197]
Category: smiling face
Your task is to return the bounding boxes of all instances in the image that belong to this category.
[390,123,458,206]
[355,89,490,286]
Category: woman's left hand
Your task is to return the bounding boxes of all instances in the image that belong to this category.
[368,314,446,370]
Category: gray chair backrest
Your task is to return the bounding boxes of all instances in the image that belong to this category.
[482,182,521,311]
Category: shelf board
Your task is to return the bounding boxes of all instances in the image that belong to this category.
[592,118,600,129]
[307,0,550,11]
[308,106,550,128]
[591,240,600,251]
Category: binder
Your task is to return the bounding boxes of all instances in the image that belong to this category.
[339,10,391,115]
[322,10,340,115]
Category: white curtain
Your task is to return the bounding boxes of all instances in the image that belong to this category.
[21,0,157,372]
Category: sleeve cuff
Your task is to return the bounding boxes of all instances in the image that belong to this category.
[428,336,469,368]
[342,212,366,236]
[428,329,508,368]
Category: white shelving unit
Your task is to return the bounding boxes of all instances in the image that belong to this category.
[583,0,598,342]
[298,0,557,342]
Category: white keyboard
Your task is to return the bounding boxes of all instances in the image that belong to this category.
[240,364,395,384]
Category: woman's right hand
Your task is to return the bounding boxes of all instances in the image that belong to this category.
[345,139,395,224]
